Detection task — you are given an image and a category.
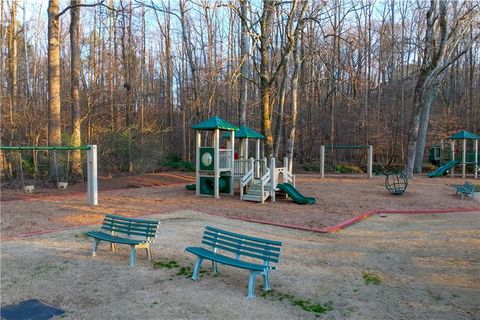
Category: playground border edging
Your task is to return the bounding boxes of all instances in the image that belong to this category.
[1,207,479,241]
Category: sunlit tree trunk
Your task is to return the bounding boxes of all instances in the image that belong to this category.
[48,0,62,178]
[7,0,17,129]
[70,0,83,180]
[238,0,249,126]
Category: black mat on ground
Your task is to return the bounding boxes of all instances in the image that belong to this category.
[0,299,65,320]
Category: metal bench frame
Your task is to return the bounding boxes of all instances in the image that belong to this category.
[186,226,282,299]
[85,214,160,267]
[454,181,476,199]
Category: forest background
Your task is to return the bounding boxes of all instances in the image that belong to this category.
[1,0,479,180]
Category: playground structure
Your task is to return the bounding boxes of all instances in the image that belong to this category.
[192,117,237,199]
[428,130,479,179]
[0,145,98,206]
[385,172,408,195]
[192,117,305,204]
[319,145,373,178]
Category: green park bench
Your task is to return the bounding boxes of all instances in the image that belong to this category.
[453,181,476,199]
[186,226,282,299]
[85,214,160,267]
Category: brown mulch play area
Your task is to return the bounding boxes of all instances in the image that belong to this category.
[1,173,479,319]
[0,172,478,239]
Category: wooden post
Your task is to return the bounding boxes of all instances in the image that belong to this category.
[87,145,98,206]
[284,156,288,183]
[320,145,325,178]
[195,131,201,196]
[256,139,260,160]
[230,130,235,195]
[245,138,249,159]
[462,139,467,179]
[214,129,220,199]
[367,145,373,178]
[451,140,455,178]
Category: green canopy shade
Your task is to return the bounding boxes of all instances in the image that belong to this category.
[448,130,480,140]
[191,116,239,131]
[223,125,265,139]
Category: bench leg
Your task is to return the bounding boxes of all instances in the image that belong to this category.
[262,270,271,292]
[247,271,261,299]
[130,246,137,267]
[111,243,116,252]
[92,239,100,256]
[145,244,152,260]
[191,257,204,281]
[212,261,218,273]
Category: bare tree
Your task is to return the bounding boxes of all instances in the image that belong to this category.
[404,0,479,177]
[70,0,83,179]
[48,0,62,177]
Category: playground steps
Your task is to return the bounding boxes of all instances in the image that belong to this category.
[241,180,271,202]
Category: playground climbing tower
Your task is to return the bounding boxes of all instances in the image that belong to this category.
[192,116,238,199]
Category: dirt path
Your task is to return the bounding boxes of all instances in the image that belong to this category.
[1,173,478,239]
[1,211,479,319]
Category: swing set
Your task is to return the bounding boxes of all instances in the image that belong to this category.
[319,145,373,178]
[0,145,98,206]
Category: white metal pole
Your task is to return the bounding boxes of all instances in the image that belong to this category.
[451,140,455,178]
[230,130,235,195]
[320,145,325,178]
[87,145,98,206]
[244,138,249,159]
[239,139,244,159]
[256,139,260,160]
[196,131,201,196]
[367,145,373,178]
[214,129,220,199]
[475,139,478,179]
[462,139,466,179]
[270,157,276,203]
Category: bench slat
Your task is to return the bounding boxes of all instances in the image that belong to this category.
[202,235,281,258]
[103,218,158,229]
[202,240,280,263]
[105,214,159,225]
[206,226,282,246]
[186,247,269,271]
[101,226,157,238]
[85,231,145,245]
[103,220,158,232]
[204,230,281,252]
[102,223,158,235]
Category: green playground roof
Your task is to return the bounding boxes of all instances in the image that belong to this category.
[191,116,239,131]
[223,125,265,139]
[448,130,480,140]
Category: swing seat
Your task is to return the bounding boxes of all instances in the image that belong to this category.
[23,185,35,194]
[57,182,68,190]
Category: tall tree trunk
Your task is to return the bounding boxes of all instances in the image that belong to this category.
[7,0,17,128]
[274,63,288,158]
[165,1,173,131]
[238,0,249,126]
[287,41,302,172]
[70,0,83,180]
[259,0,275,157]
[405,0,479,177]
[48,0,62,178]
[413,80,442,172]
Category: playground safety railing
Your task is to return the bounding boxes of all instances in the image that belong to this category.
[219,149,233,170]
[240,168,254,199]
[254,159,268,179]
[275,167,295,187]
[234,159,252,178]
[259,167,271,204]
